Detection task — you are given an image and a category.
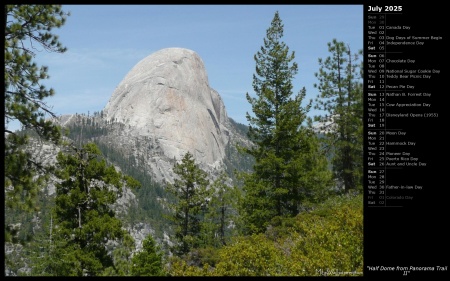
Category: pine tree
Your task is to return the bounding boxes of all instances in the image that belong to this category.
[31,142,140,276]
[165,152,211,256]
[5,5,69,219]
[202,171,239,247]
[313,39,363,192]
[239,11,332,234]
[131,234,165,276]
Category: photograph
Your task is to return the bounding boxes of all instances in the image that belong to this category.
[5,3,444,278]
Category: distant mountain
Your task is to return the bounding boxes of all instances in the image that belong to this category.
[53,48,255,248]
[59,48,253,185]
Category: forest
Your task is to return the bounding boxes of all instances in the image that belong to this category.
[5,5,363,276]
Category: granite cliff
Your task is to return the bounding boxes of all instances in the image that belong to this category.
[61,48,252,184]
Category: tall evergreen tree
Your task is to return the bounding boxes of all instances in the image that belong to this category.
[30,142,140,276]
[165,152,211,256]
[239,11,332,234]
[4,5,69,218]
[131,234,165,276]
[201,171,239,247]
[313,39,363,192]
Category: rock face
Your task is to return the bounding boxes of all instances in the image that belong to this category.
[103,48,235,182]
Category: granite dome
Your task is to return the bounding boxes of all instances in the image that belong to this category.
[103,48,233,179]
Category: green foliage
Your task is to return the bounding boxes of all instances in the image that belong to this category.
[287,196,363,275]
[131,235,166,276]
[164,152,211,256]
[236,172,276,234]
[314,39,364,192]
[67,117,168,233]
[214,234,284,276]
[4,177,57,276]
[167,256,211,276]
[4,133,46,213]
[102,229,135,276]
[168,194,363,276]
[199,172,240,248]
[62,117,169,239]
[190,246,221,268]
[5,4,68,136]
[4,4,69,221]
[239,11,332,234]
[30,142,137,276]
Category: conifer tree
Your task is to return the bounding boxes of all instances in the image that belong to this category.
[314,39,363,192]
[202,171,239,247]
[31,142,140,276]
[239,11,332,234]
[131,234,165,276]
[165,152,211,256]
[5,5,69,219]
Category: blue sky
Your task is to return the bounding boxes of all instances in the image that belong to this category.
[8,4,363,131]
